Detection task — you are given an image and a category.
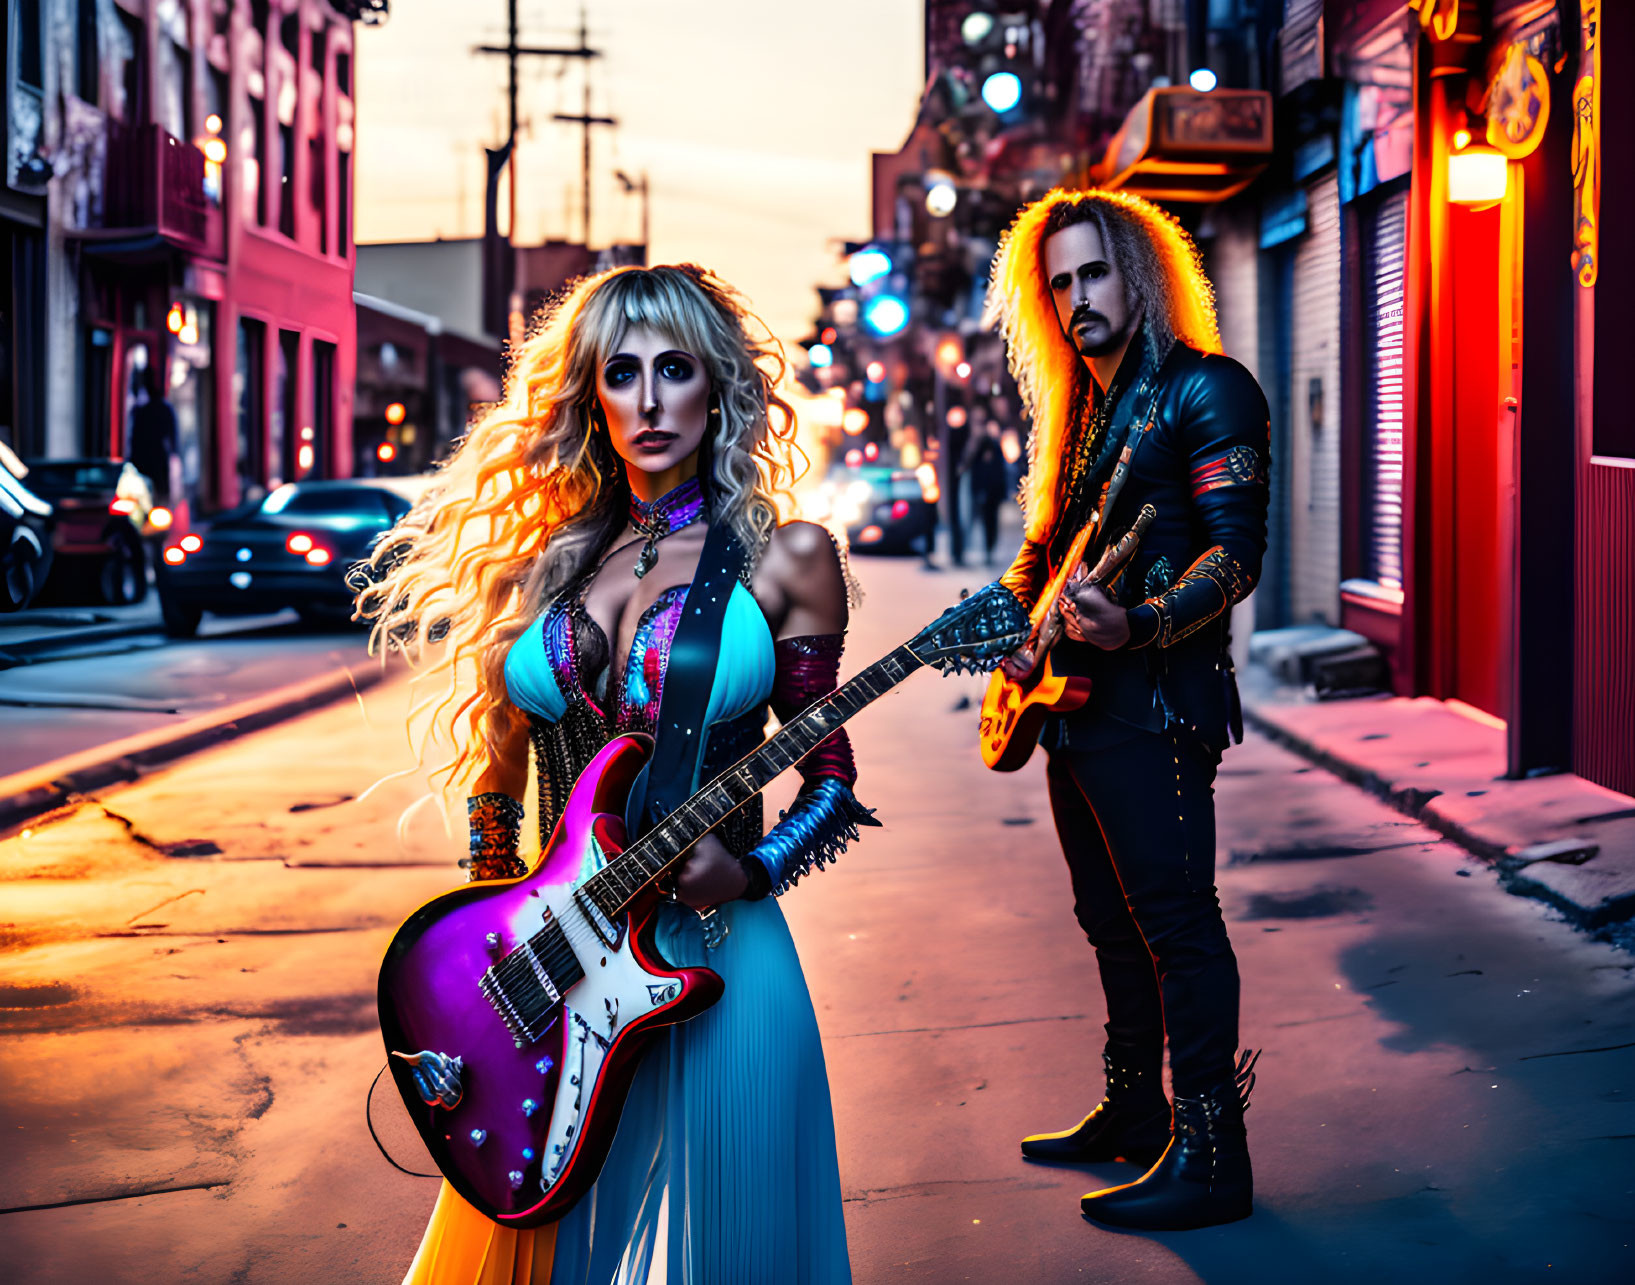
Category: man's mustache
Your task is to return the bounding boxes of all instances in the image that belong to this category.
[1070,306,1108,331]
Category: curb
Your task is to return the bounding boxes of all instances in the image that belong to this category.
[0,614,163,669]
[1242,704,1635,934]
[0,664,386,834]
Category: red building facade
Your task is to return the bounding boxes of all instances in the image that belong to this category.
[43,0,367,521]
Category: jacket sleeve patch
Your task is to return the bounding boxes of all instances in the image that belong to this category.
[1190,445,1265,498]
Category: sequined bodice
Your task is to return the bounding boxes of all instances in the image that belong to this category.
[504,560,777,850]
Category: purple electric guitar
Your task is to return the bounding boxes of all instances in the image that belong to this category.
[378,582,1028,1226]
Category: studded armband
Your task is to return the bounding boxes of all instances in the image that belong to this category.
[463,792,527,882]
[745,776,881,898]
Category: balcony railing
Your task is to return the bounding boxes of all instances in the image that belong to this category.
[97,119,221,258]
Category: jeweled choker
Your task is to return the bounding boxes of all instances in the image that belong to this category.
[628,476,706,579]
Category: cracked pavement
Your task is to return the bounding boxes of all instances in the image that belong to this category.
[1,555,1632,1283]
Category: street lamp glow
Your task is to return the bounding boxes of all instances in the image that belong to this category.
[981,71,1023,114]
[1189,68,1218,93]
[925,181,958,218]
[808,343,833,368]
[863,294,909,337]
[865,361,886,383]
[848,248,893,287]
[1448,143,1508,205]
[961,12,995,45]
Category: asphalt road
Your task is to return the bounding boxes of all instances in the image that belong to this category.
[0,612,377,779]
[0,551,1631,1283]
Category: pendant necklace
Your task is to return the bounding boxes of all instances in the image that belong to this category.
[628,476,706,579]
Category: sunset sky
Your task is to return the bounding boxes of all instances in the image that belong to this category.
[353,1,925,342]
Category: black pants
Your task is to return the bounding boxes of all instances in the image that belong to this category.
[1045,728,1240,1095]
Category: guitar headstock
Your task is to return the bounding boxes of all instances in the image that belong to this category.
[908,582,1031,675]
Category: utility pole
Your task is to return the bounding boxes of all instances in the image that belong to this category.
[552,7,617,249]
[475,3,603,245]
[615,169,649,260]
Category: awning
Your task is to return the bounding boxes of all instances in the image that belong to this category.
[1092,87,1273,203]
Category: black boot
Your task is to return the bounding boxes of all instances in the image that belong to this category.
[1080,1050,1259,1231]
[1020,1046,1171,1166]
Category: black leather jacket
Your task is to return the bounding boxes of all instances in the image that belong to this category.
[1000,337,1271,758]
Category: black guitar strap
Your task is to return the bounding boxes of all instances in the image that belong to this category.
[624,518,748,838]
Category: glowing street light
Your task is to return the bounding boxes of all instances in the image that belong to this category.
[1448,139,1508,205]
[925,180,957,218]
[961,12,995,45]
[865,360,886,383]
[808,343,833,368]
[863,294,909,337]
[981,71,1023,114]
[1189,68,1218,93]
[848,247,893,287]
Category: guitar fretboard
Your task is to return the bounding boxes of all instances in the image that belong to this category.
[579,643,925,919]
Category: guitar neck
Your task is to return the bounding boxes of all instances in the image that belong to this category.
[582,644,926,919]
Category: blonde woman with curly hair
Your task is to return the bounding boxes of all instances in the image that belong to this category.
[368,265,863,1284]
[987,190,1270,1231]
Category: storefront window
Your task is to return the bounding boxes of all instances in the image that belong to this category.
[236,318,266,502]
[168,300,215,511]
[271,329,299,486]
[1361,186,1409,591]
[307,341,336,480]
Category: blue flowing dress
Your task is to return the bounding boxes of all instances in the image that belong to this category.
[497,579,852,1285]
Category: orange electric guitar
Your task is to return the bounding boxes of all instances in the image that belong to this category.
[978,505,1156,772]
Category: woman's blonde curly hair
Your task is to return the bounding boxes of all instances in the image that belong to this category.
[983,188,1221,541]
[356,263,802,796]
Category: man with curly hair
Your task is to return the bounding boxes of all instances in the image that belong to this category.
[988,190,1270,1230]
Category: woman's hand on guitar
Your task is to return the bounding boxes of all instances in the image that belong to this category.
[675,833,751,909]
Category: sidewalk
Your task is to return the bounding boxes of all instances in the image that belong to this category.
[0,598,164,666]
[1241,664,1635,942]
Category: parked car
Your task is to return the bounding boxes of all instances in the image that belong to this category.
[800,450,939,555]
[21,458,172,605]
[0,442,55,613]
[156,478,422,638]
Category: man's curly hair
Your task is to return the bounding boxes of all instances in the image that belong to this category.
[984,189,1221,540]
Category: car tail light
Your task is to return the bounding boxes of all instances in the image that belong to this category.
[286,532,314,554]
[110,498,137,516]
[858,525,884,544]
[890,499,910,520]
[305,547,332,566]
[179,533,203,552]
[149,507,173,530]
[163,546,187,565]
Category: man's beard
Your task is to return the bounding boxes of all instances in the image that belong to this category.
[1068,306,1136,358]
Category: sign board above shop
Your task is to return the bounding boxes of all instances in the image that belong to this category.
[1091,87,1273,204]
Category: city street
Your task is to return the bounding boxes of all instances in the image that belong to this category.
[1,548,1630,1284]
